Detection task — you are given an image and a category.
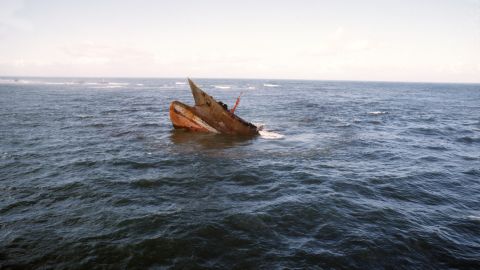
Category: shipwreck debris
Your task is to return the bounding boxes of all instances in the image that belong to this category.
[169,79,259,136]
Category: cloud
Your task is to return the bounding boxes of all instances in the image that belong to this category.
[346,40,372,52]
[292,26,387,78]
[61,41,155,66]
[306,27,381,58]
[0,41,159,76]
[332,26,345,40]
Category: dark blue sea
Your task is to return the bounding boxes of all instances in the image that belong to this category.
[1,77,479,269]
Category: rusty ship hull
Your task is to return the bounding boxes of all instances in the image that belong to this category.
[169,79,259,136]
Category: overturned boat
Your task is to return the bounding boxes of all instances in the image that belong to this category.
[169,79,259,136]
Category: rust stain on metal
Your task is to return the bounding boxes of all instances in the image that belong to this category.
[169,79,259,136]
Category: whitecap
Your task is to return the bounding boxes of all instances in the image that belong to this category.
[76,114,94,119]
[22,80,56,85]
[90,85,125,89]
[44,82,65,85]
[264,83,279,87]
[24,80,79,85]
[213,85,231,89]
[467,215,480,221]
[0,79,14,84]
[368,111,388,115]
[175,82,186,85]
[15,80,35,84]
[247,86,256,90]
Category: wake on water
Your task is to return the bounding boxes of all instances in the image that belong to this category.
[259,130,284,139]
[256,123,284,139]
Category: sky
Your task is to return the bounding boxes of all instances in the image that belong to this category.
[0,0,479,82]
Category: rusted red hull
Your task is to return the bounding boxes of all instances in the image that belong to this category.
[169,101,219,133]
[169,79,258,136]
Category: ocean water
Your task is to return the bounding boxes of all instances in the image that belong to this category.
[0,78,479,269]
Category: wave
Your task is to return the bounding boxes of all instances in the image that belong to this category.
[0,78,17,84]
[408,127,444,136]
[138,123,161,128]
[45,82,75,85]
[368,111,388,115]
[463,169,480,176]
[90,85,126,89]
[0,79,132,87]
[75,114,94,119]
[89,82,129,89]
[467,215,480,221]
[213,85,231,89]
[456,136,480,144]
[264,83,279,87]
[87,81,129,86]
[131,178,163,188]
[0,79,80,85]
[175,82,186,85]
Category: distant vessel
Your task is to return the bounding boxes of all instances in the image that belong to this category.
[169,79,259,136]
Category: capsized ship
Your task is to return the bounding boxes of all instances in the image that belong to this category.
[169,79,259,136]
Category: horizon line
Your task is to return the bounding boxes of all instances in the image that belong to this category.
[1,75,479,85]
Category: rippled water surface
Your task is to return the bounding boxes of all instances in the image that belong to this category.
[1,78,479,269]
